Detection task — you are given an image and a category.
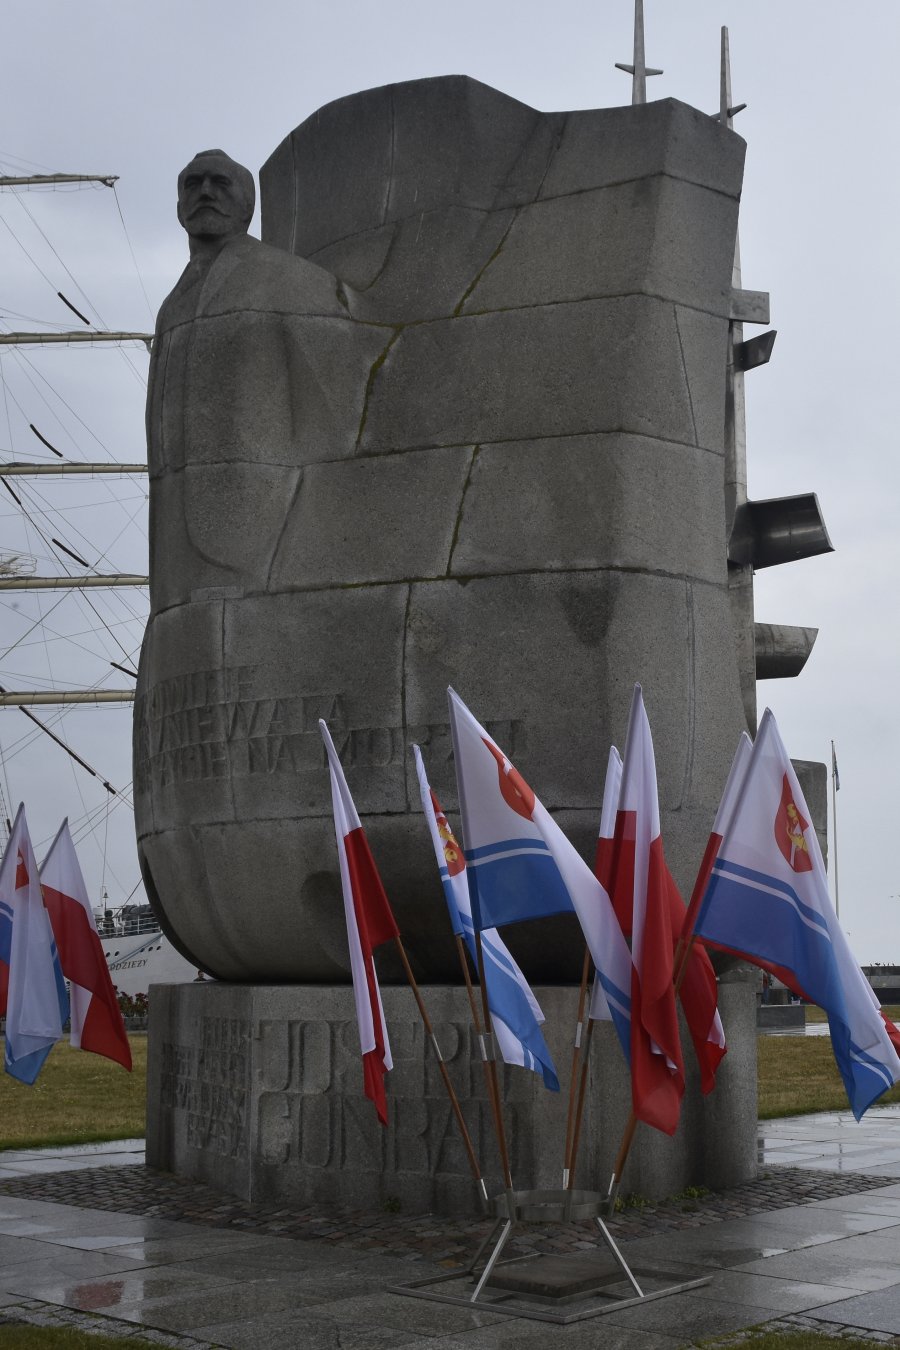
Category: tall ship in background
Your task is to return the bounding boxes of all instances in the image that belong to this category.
[0,158,199,997]
[95,901,198,997]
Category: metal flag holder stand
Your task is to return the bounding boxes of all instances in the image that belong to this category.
[388,923,711,1324]
[387,1184,711,1325]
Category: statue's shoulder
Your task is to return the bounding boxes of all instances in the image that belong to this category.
[202,234,349,319]
[154,234,350,337]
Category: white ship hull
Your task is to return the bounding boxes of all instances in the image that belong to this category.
[100,930,199,999]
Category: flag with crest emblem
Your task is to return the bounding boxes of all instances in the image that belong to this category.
[694,709,900,1120]
[413,744,559,1090]
[447,687,632,1062]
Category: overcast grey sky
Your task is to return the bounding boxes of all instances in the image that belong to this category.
[0,1,897,962]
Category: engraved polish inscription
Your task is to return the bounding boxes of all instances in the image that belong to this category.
[158,1017,250,1159]
[254,1016,527,1181]
[135,665,525,791]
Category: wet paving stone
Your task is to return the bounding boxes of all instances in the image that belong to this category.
[0,1164,897,1270]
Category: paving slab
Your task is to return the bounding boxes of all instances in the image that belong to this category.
[744,1203,900,1239]
[110,1232,317,1265]
[109,1275,393,1334]
[298,1287,510,1337]
[2,1111,900,1345]
[735,1245,900,1292]
[15,1265,235,1314]
[810,1191,900,1217]
[0,1247,154,1293]
[603,1291,779,1338]
[412,1322,685,1350]
[692,1269,864,1313]
[812,1284,900,1335]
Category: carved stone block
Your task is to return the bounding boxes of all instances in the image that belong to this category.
[146,975,758,1213]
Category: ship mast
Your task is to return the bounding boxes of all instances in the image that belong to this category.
[0,170,148,749]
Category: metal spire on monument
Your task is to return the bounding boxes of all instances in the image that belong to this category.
[716,25,747,127]
[615,0,662,105]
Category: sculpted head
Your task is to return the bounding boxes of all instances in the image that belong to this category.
[176,150,255,246]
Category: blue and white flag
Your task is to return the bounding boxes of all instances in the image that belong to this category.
[447,687,632,1062]
[694,710,900,1120]
[413,744,560,1090]
[2,804,68,1085]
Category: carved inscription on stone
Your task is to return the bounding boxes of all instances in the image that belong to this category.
[134,665,525,791]
[253,1016,529,1180]
[158,1016,249,1159]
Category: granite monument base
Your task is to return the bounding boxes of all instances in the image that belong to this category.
[146,970,757,1215]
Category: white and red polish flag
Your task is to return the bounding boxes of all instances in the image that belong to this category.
[588,745,625,1023]
[40,820,132,1071]
[320,720,398,1126]
[681,731,754,945]
[608,686,684,1135]
[602,740,726,1094]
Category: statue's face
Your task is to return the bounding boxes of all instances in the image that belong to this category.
[177,156,252,239]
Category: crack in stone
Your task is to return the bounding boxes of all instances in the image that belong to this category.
[355,326,403,451]
[534,112,569,200]
[446,444,480,575]
[453,211,520,316]
[674,304,700,447]
[265,466,305,589]
[359,222,400,293]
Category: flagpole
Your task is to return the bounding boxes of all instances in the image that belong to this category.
[453,930,510,1202]
[474,928,516,1210]
[455,934,484,1033]
[562,945,593,1185]
[565,1013,596,1197]
[392,934,487,1202]
[831,740,840,920]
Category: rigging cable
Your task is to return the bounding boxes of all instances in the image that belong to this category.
[112,185,155,325]
[100,792,111,898]
[0,736,13,843]
[6,185,148,388]
[0,684,116,793]
[3,470,144,664]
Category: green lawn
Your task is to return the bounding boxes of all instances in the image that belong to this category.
[0,1036,146,1150]
[806,1002,900,1025]
[757,1003,900,1119]
[758,1032,900,1118]
[701,1334,899,1350]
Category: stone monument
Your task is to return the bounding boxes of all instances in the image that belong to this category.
[140,72,831,1211]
